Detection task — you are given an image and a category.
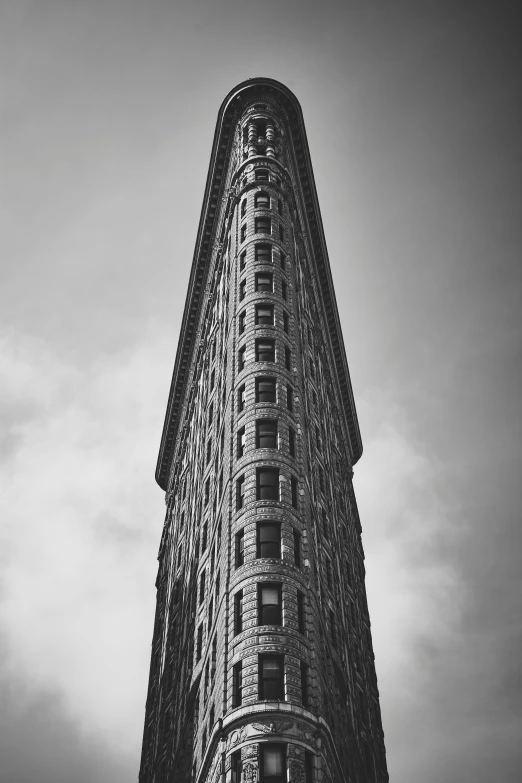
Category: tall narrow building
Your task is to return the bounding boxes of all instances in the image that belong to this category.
[139,78,388,783]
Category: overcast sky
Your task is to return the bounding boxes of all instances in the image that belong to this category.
[1,1,520,781]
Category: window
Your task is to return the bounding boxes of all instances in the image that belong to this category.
[261,745,286,783]
[258,583,282,625]
[234,591,243,635]
[239,310,246,334]
[232,662,243,707]
[208,403,213,427]
[236,475,245,510]
[286,384,293,411]
[257,522,281,558]
[202,727,207,750]
[305,752,314,783]
[280,254,286,270]
[241,199,247,217]
[255,303,274,325]
[241,224,247,242]
[235,529,245,568]
[240,250,247,271]
[257,468,279,501]
[289,427,296,457]
[319,466,325,494]
[256,339,275,362]
[209,704,215,729]
[196,624,203,661]
[201,522,208,552]
[232,750,243,782]
[206,439,212,464]
[255,272,273,292]
[301,661,310,707]
[255,168,269,182]
[278,199,283,216]
[284,346,291,370]
[297,590,305,634]
[255,192,270,208]
[205,477,210,505]
[256,419,278,449]
[281,280,287,301]
[259,655,284,700]
[256,376,276,403]
[237,427,246,459]
[283,311,289,333]
[255,244,272,263]
[210,369,215,389]
[199,571,206,604]
[279,225,284,242]
[256,217,271,234]
[238,384,245,413]
[294,529,301,567]
[238,346,246,372]
[239,279,246,301]
[291,476,298,508]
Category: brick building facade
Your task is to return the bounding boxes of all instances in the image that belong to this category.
[139,78,388,783]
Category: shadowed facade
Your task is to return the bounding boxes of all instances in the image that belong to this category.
[139,78,388,783]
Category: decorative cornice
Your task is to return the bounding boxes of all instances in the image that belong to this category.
[156,78,363,490]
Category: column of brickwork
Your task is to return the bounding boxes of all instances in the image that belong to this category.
[216,107,324,783]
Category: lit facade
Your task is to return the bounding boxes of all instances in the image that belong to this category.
[139,78,388,783]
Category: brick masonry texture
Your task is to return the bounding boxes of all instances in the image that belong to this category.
[139,79,388,783]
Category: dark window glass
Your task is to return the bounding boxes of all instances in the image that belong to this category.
[261,745,286,783]
[234,590,243,635]
[196,624,203,661]
[257,468,279,501]
[257,522,281,558]
[206,439,212,463]
[256,272,273,292]
[232,753,243,783]
[285,346,291,370]
[236,475,245,509]
[305,752,314,783]
[256,376,276,403]
[235,529,245,568]
[301,661,310,707]
[280,254,286,270]
[237,426,245,458]
[238,346,246,372]
[291,476,298,508]
[255,244,272,263]
[199,571,206,604]
[240,250,247,271]
[241,224,247,242]
[239,279,246,301]
[279,225,284,242]
[255,192,270,208]
[255,169,269,182]
[210,369,215,389]
[258,583,282,625]
[256,419,278,449]
[294,529,301,567]
[255,304,274,325]
[282,280,287,300]
[238,384,245,412]
[233,663,243,708]
[278,199,283,216]
[241,199,247,217]
[239,310,246,334]
[283,311,289,333]
[289,427,296,457]
[256,339,275,362]
[259,656,284,700]
[286,384,293,411]
[256,217,271,234]
[297,591,305,633]
[202,522,208,552]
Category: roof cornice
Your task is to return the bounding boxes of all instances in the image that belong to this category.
[156,78,363,490]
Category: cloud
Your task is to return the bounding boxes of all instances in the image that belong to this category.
[0,326,169,776]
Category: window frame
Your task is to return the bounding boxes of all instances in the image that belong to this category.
[257,521,281,559]
[256,376,276,403]
[257,467,280,501]
[258,655,285,701]
[256,419,278,449]
[258,582,282,626]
